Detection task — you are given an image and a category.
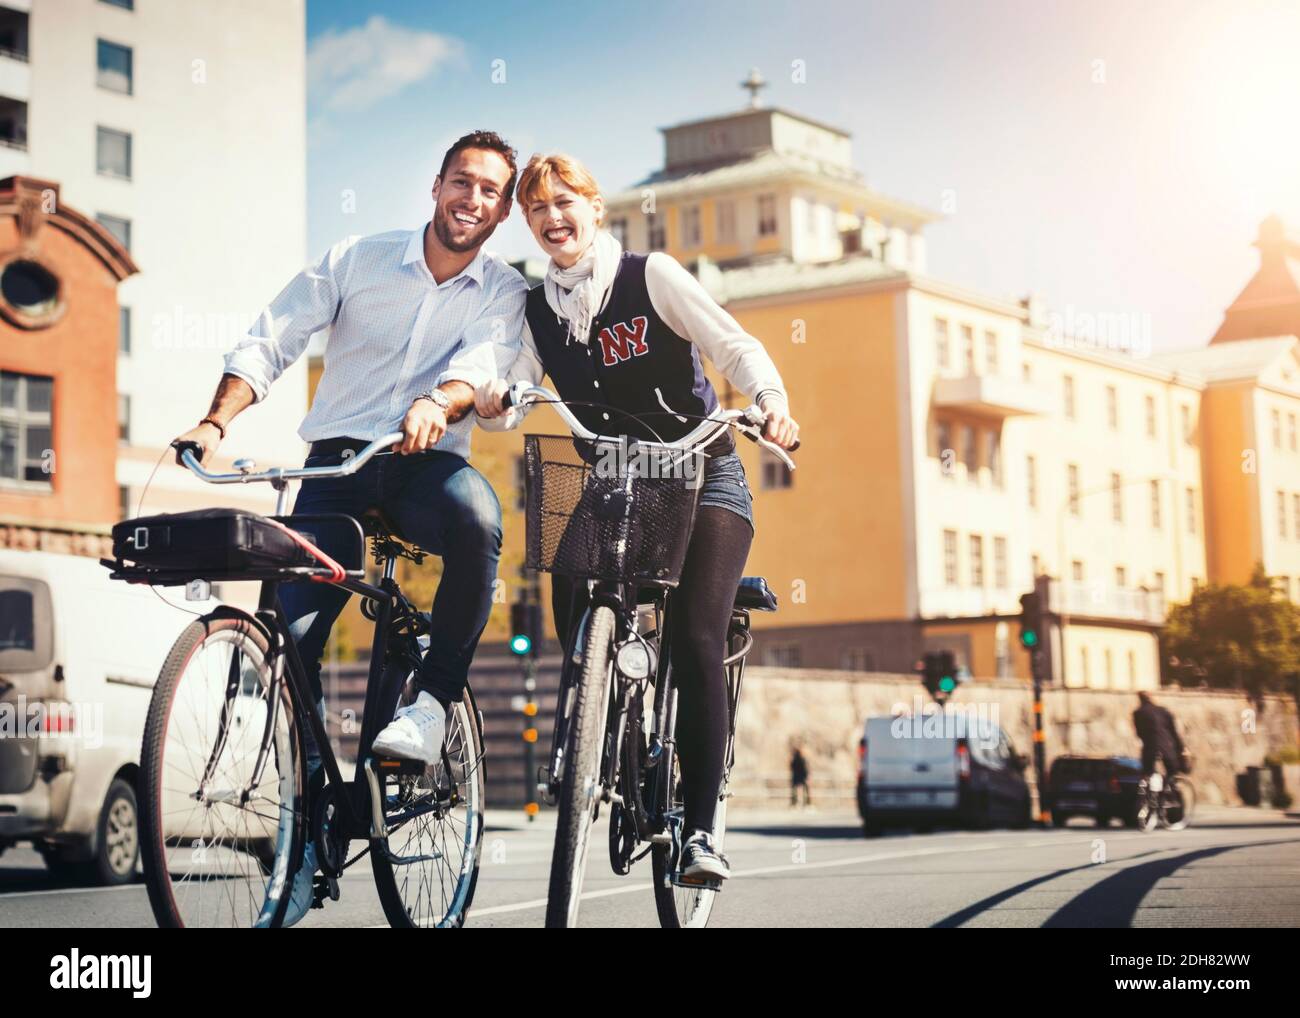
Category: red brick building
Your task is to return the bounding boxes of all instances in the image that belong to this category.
[0,175,136,555]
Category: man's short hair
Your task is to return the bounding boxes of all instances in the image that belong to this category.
[438,130,518,199]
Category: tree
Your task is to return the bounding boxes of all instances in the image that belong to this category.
[1161,563,1300,714]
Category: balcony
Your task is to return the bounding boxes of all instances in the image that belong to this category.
[933,372,1053,419]
[920,586,1020,619]
[1047,579,1166,625]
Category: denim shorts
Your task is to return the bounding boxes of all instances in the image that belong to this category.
[696,452,754,529]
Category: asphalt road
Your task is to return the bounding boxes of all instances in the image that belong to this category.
[2,806,1297,928]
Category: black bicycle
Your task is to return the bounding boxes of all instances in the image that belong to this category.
[102,434,485,928]
[501,383,793,928]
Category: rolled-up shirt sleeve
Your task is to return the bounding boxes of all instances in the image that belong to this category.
[475,318,546,432]
[435,272,528,391]
[645,251,790,412]
[222,236,358,403]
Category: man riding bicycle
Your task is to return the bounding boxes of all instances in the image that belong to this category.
[1133,691,1187,785]
[170,130,526,926]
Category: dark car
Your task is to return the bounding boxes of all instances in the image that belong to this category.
[1046,755,1144,827]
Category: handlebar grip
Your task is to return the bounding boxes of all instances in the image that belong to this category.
[739,429,800,454]
[500,387,514,410]
[170,439,202,467]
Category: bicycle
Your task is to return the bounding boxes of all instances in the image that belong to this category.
[501,382,795,928]
[1136,768,1196,832]
[102,434,485,928]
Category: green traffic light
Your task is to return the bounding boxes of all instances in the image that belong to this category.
[939,676,956,693]
[1021,631,1038,648]
[510,634,531,655]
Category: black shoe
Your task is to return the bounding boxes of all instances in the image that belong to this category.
[679,830,729,881]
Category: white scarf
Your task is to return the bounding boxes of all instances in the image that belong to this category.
[543,229,622,346]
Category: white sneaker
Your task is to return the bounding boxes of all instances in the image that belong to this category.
[371,690,446,764]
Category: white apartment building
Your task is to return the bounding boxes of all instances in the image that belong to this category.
[0,0,309,520]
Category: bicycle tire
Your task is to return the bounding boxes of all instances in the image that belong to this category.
[1160,776,1195,831]
[652,760,728,928]
[545,604,615,928]
[139,611,305,928]
[370,674,486,929]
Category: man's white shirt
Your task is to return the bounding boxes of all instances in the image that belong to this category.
[224,225,526,461]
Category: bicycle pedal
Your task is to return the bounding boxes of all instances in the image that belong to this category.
[372,755,426,776]
[311,874,340,908]
[672,874,722,890]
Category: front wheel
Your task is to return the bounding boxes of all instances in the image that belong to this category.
[1159,776,1196,831]
[544,605,615,928]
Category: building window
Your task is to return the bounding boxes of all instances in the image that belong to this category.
[994,536,1008,589]
[646,212,665,251]
[1022,361,1032,382]
[1063,375,1075,419]
[97,213,131,251]
[715,200,735,244]
[984,331,998,375]
[1279,491,1288,539]
[1271,409,1282,449]
[96,125,132,180]
[1111,471,1123,522]
[513,455,526,511]
[679,204,701,248]
[842,647,876,672]
[1290,413,1297,452]
[934,317,949,369]
[936,418,952,468]
[118,306,131,354]
[961,324,975,373]
[1,259,61,321]
[0,371,53,486]
[1183,404,1194,445]
[987,431,1002,487]
[1067,463,1080,516]
[1294,494,1300,539]
[608,217,627,247]
[943,530,959,586]
[757,193,777,236]
[1145,394,1156,438]
[118,392,130,443]
[961,425,977,476]
[1072,560,1084,582]
[97,38,133,94]
[1026,454,1037,508]
[0,95,27,150]
[1106,385,1118,430]
[969,534,984,586]
[1153,571,1165,597]
[0,8,29,61]
[1150,479,1161,529]
[119,485,132,521]
[1104,648,1113,687]
[1127,650,1136,685]
[764,643,802,667]
[761,449,793,490]
[1186,487,1196,534]
[1115,565,1127,588]
[1080,646,1090,684]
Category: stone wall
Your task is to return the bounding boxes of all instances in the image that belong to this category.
[731,667,1300,809]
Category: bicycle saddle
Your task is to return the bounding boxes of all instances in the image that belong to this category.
[734,576,778,611]
[360,507,426,560]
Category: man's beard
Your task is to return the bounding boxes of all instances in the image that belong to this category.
[433,205,493,253]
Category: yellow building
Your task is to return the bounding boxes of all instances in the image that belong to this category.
[304,85,1300,690]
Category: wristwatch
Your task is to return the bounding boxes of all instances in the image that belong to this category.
[416,387,452,413]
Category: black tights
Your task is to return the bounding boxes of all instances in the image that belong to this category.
[551,506,754,835]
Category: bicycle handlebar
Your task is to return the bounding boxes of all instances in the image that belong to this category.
[173,431,407,486]
[499,382,797,469]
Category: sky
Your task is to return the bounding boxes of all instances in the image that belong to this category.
[304,0,1300,354]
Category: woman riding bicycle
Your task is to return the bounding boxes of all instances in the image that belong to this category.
[475,152,799,881]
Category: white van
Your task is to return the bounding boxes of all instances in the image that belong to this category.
[856,714,1032,835]
[0,549,216,884]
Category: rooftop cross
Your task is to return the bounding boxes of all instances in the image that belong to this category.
[740,67,768,109]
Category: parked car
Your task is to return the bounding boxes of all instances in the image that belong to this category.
[1046,755,1144,828]
[0,549,216,884]
[856,715,1032,835]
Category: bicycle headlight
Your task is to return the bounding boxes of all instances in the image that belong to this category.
[615,639,656,680]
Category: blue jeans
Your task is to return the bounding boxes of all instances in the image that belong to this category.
[278,441,502,710]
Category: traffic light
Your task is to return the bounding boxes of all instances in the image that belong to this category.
[1018,592,1042,650]
[510,601,542,658]
[917,650,958,704]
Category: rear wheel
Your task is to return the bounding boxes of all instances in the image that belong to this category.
[139,612,304,928]
[370,671,486,928]
[652,758,728,929]
[544,605,615,928]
